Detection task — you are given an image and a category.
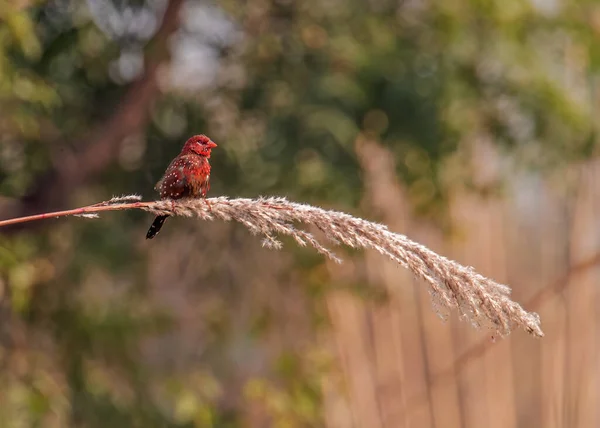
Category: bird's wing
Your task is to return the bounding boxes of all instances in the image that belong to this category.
[155,157,178,191]
[158,159,189,199]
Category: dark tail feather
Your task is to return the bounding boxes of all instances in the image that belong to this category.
[146,215,168,239]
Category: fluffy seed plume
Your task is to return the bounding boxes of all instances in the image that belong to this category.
[146,197,543,337]
[106,194,143,204]
[73,213,100,219]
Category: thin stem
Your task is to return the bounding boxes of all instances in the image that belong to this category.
[0,201,151,228]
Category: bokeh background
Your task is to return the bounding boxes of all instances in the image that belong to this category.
[0,0,599,426]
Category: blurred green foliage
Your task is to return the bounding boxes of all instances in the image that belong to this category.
[0,0,598,426]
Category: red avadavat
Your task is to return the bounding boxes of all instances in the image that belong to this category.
[146,135,217,239]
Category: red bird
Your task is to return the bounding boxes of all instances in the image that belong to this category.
[146,135,217,239]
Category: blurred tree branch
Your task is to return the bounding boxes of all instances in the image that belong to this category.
[445,251,600,379]
[12,0,183,222]
[397,250,600,421]
[60,0,183,183]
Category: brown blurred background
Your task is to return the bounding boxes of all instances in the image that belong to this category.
[0,0,599,426]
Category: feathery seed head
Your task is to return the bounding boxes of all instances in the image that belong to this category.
[143,197,544,338]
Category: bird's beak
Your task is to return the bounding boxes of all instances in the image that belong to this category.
[207,141,217,149]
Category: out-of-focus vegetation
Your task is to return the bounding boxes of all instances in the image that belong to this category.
[0,0,598,426]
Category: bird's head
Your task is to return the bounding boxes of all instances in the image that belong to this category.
[181,135,218,158]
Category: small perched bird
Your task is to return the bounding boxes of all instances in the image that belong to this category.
[146,135,217,239]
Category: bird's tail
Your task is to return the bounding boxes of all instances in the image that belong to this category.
[146,215,168,239]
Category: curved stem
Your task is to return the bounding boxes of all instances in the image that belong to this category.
[0,201,151,228]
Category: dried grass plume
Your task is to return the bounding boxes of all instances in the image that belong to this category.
[149,196,543,337]
[0,195,543,337]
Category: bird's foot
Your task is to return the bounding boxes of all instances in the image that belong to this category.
[204,198,212,212]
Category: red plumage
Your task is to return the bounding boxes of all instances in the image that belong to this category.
[146,135,217,239]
